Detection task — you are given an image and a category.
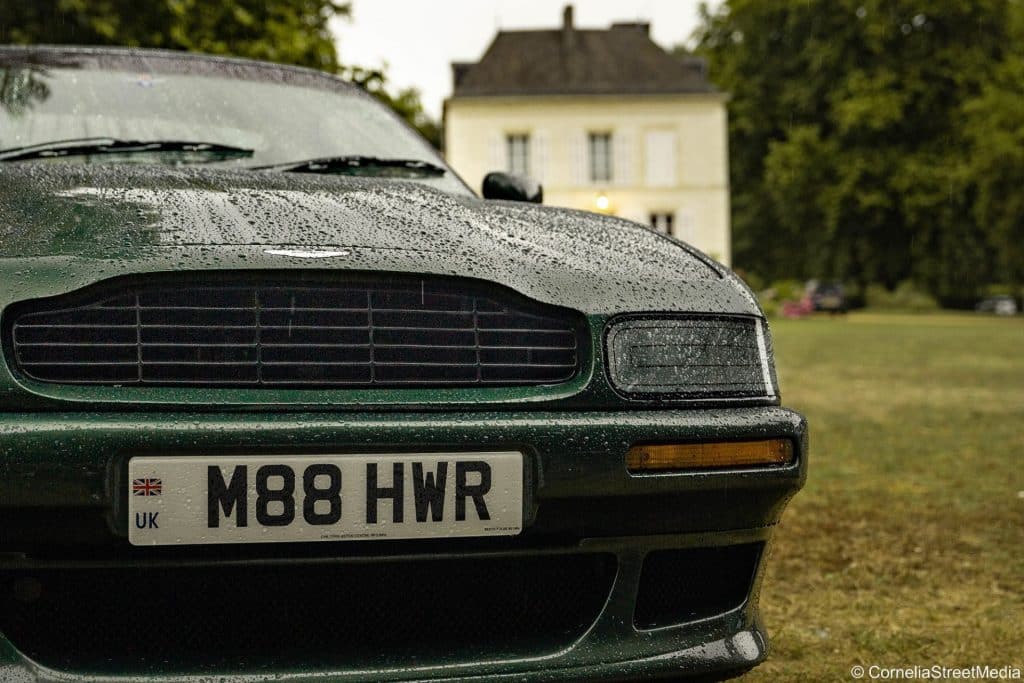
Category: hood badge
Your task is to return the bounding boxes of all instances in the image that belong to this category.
[264,249,351,258]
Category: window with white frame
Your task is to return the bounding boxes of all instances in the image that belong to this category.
[506,134,530,176]
[588,132,613,183]
[649,212,675,235]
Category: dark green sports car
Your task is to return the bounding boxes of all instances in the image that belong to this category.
[0,46,806,681]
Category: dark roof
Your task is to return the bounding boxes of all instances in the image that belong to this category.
[450,8,715,98]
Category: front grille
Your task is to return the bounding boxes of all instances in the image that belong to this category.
[7,274,583,388]
[0,553,616,673]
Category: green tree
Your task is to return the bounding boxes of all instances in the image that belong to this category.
[693,0,1010,305]
[0,0,347,70]
[962,3,1024,294]
[0,0,442,147]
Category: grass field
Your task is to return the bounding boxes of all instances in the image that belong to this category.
[748,313,1024,681]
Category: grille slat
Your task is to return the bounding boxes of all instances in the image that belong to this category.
[8,276,582,389]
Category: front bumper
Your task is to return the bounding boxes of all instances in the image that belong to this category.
[0,407,806,681]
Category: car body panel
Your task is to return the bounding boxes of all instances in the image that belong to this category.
[0,165,753,315]
[0,407,805,538]
[0,407,805,681]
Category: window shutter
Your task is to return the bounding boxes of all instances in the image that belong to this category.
[645,131,678,187]
[532,129,548,183]
[489,132,505,172]
[571,132,587,186]
[613,131,634,186]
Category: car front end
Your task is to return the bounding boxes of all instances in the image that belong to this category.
[0,47,805,682]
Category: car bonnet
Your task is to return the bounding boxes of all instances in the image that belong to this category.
[0,164,760,317]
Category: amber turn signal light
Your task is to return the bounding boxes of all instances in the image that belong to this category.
[626,439,794,472]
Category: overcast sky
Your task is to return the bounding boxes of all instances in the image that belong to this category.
[331,1,715,119]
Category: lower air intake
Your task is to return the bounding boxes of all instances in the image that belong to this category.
[634,543,763,629]
[0,553,616,673]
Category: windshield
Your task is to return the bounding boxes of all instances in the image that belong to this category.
[0,54,470,195]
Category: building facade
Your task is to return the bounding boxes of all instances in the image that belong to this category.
[444,6,732,265]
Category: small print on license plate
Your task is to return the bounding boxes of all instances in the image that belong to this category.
[128,452,523,546]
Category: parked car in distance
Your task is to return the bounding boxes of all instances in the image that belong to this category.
[976,295,1018,316]
[0,46,805,682]
[809,280,848,314]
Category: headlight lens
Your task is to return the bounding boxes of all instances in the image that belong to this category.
[605,315,777,400]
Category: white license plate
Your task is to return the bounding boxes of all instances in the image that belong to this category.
[128,452,523,546]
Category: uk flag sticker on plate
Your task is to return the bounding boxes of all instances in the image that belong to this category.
[132,478,162,496]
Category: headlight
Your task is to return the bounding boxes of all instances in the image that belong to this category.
[605,315,777,401]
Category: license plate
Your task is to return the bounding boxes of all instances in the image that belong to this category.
[128,452,523,546]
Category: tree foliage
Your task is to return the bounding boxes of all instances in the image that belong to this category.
[0,0,347,70]
[0,0,441,147]
[694,0,1020,305]
[962,7,1024,290]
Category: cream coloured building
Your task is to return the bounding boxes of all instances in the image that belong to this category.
[444,6,732,265]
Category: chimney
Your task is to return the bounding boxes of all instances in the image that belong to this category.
[451,62,474,90]
[562,5,575,52]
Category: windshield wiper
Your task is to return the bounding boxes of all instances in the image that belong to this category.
[254,155,446,177]
[0,137,254,162]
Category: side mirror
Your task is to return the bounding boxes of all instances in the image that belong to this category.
[482,172,543,204]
